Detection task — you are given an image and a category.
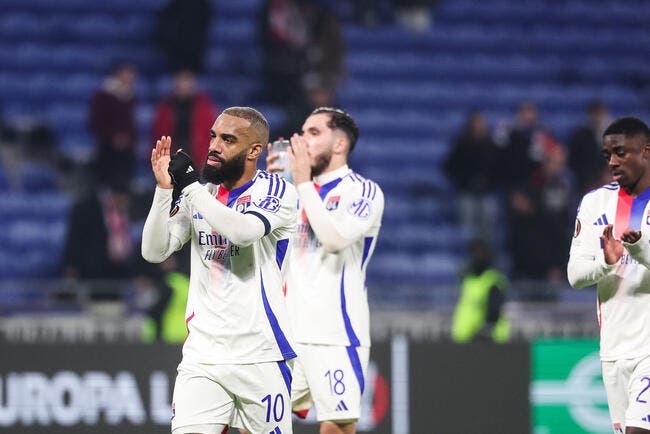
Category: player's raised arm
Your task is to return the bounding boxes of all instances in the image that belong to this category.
[151,135,173,189]
[167,149,268,246]
[142,136,190,263]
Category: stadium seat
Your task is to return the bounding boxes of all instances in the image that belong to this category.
[2,0,650,309]
[17,163,59,193]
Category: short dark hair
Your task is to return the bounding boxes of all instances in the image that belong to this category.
[603,117,650,141]
[311,107,359,153]
[222,106,269,145]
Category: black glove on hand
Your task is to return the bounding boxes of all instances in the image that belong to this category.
[168,150,199,191]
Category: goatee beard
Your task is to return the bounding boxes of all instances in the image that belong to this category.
[311,151,332,178]
[201,150,247,185]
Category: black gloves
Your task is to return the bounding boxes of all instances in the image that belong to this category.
[168,150,199,191]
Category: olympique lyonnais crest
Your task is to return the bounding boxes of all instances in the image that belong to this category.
[235,195,252,213]
[326,196,340,211]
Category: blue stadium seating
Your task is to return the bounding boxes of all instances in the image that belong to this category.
[0,166,9,191]
[17,163,59,193]
[2,0,650,309]
[0,193,71,281]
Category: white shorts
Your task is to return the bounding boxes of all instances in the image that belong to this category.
[602,354,650,432]
[291,343,369,422]
[171,358,294,434]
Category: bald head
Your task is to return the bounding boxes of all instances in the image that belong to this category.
[222,107,269,146]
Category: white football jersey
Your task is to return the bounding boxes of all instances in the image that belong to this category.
[144,170,298,364]
[285,165,384,347]
[568,182,650,361]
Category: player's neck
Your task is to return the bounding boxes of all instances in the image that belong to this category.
[222,167,256,191]
[313,163,347,185]
[317,160,348,177]
[313,162,348,183]
[626,177,650,197]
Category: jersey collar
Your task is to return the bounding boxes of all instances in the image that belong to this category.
[313,165,350,201]
[313,164,350,186]
[215,178,255,207]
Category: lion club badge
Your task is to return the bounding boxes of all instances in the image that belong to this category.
[326,196,340,211]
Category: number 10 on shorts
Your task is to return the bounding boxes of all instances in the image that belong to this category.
[262,393,285,423]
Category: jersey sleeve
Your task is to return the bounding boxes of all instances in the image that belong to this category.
[567,193,616,288]
[141,186,192,263]
[181,182,266,246]
[297,178,384,252]
[333,179,384,239]
[244,175,297,237]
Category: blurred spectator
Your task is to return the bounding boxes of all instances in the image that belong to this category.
[141,254,190,343]
[508,140,575,282]
[61,176,184,315]
[301,1,346,98]
[4,121,60,164]
[274,79,336,139]
[444,111,502,243]
[88,62,138,188]
[259,0,345,107]
[535,146,576,281]
[156,0,212,74]
[499,101,545,186]
[568,99,610,194]
[62,179,137,283]
[451,239,510,343]
[61,177,177,308]
[259,0,309,105]
[152,70,218,165]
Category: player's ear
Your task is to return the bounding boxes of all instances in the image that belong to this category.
[642,143,650,159]
[248,142,263,160]
[334,136,348,155]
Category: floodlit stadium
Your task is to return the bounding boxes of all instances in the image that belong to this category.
[2,1,650,433]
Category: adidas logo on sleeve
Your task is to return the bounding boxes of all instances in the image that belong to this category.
[593,214,609,225]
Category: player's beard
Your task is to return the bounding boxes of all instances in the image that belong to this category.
[201,150,247,185]
[311,149,333,178]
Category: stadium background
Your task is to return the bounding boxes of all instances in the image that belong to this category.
[1,0,650,433]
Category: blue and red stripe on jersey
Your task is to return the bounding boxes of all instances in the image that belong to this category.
[614,188,650,238]
[216,179,255,207]
[317,178,342,200]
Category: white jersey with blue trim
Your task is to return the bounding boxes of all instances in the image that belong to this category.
[146,170,297,364]
[285,165,384,347]
[568,182,650,361]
